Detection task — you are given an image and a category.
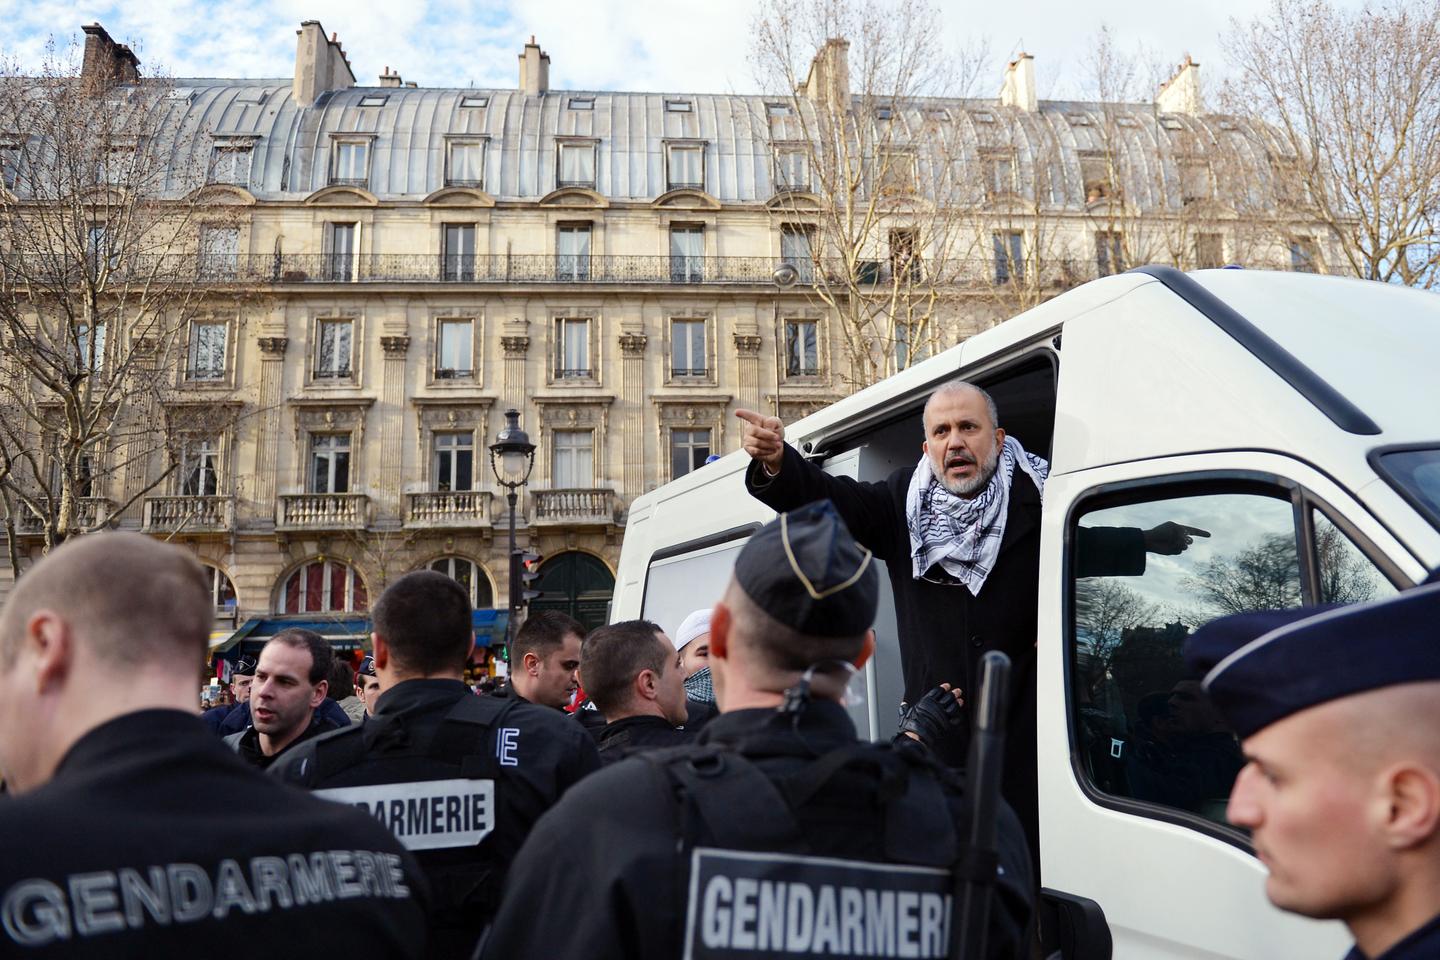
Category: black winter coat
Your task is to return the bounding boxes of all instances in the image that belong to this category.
[746,444,1144,849]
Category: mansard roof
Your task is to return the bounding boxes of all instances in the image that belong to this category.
[117,80,1285,209]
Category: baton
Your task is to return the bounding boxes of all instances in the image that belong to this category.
[954,650,1011,959]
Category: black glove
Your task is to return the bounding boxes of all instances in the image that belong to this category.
[895,685,964,746]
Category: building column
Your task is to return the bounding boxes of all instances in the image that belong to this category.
[378,335,410,515]
[618,332,647,499]
[253,336,288,523]
[501,335,529,411]
[733,333,763,421]
[120,337,160,521]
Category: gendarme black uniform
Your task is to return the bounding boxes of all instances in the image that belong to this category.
[481,701,1032,959]
[271,678,601,958]
[0,709,429,958]
[592,713,693,765]
[479,500,1034,960]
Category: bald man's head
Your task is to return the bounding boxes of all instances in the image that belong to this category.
[1226,681,1440,939]
[0,532,213,671]
[1319,683,1440,777]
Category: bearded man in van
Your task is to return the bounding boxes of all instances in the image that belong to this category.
[737,380,1201,852]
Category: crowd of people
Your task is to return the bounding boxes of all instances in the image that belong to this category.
[0,379,1436,960]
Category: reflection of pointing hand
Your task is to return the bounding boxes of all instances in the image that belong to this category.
[735,408,786,475]
[1143,521,1212,556]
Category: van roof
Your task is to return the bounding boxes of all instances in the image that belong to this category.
[1185,270,1440,441]
[782,270,1439,451]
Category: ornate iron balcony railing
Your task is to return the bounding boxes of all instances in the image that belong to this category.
[2,253,1343,288]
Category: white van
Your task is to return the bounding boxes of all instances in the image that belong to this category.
[611,266,1440,959]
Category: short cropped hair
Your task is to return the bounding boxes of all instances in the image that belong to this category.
[513,610,585,664]
[923,380,1000,433]
[0,532,212,670]
[266,628,333,686]
[580,620,669,716]
[724,581,867,672]
[371,570,473,674]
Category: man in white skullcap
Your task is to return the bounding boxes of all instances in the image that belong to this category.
[674,607,718,728]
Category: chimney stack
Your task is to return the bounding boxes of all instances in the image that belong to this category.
[379,66,403,88]
[81,23,141,90]
[797,38,851,108]
[518,37,550,96]
[1000,53,1037,112]
[293,20,356,108]
[1156,56,1202,116]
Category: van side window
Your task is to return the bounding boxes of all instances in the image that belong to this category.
[1312,509,1398,605]
[1071,489,1301,826]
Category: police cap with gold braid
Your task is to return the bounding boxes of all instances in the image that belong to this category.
[735,499,878,637]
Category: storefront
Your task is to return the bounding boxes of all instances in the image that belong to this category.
[210,609,509,682]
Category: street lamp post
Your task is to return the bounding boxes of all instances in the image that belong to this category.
[488,408,536,651]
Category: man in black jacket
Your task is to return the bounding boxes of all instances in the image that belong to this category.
[491,609,584,710]
[0,532,429,958]
[582,619,693,764]
[479,501,1032,960]
[272,570,601,958]
[737,380,1201,851]
[224,628,346,768]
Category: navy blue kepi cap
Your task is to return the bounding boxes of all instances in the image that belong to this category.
[735,500,878,637]
[233,656,257,677]
[1183,579,1440,741]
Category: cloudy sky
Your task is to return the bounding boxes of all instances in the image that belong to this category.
[0,0,1356,99]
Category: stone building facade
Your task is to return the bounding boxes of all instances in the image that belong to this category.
[0,22,1338,640]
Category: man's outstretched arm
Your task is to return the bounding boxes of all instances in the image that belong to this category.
[735,408,902,557]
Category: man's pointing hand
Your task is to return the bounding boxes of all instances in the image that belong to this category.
[735,408,786,475]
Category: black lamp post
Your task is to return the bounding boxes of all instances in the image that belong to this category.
[489,408,536,649]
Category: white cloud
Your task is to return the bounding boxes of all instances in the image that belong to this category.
[0,0,1371,98]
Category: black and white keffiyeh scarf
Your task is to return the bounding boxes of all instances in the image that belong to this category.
[905,435,1049,596]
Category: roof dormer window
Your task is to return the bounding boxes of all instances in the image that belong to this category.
[359,94,388,107]
[460,95,489,108]
[568,97,594,111]
[666,99,692,113]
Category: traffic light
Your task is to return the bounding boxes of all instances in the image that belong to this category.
[509,549,545,618]
[518,550,544,604]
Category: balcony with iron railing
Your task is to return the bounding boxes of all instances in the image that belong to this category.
[9,252,1346,288]
[277,493,369,531]
[142,495,234,533]
[406,490,494,528]
[531,489,619,527]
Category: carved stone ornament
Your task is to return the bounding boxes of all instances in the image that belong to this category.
[415,401,490,430]
[380,335,411,357]
[257,336,290,356]
[732,334,763,357]
[656,399,727,428]
[618,332,648,356]
[291,399,374,444]
[536,398,611,429]
[500,335,530,358]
